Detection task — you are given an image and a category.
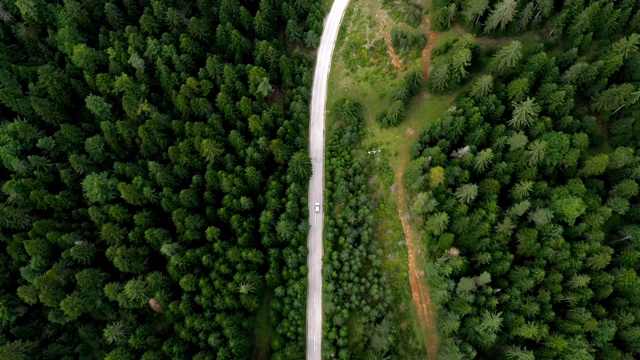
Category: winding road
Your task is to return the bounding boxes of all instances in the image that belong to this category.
[307,0,350,359]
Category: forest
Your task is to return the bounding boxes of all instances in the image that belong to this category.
[0,0,323,359]
[323,98,426,359]
[403,0,640,359]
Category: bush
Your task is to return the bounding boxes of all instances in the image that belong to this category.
[432,40,454,57]
[384,0,424,28]
[432,4,457,31]
[391,28,427,56]
[403,2,424,27]
[378,71,424,128]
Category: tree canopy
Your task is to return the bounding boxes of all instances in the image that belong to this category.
[409,20,640,358]
[0,0,323,358]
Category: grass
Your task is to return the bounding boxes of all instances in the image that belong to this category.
[369,152,409,289]
[324,0,463,358]
[322,1,620,358]
[437,26,466,44]
[319,1,573,358]
[369,154,427,355]
[328,28,456,169]
[362,92,456,162]
[327,0,462,163]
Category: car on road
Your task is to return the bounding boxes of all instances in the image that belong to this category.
[314,202,320,213]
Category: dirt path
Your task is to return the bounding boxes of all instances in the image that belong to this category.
[421,17,439,81]
[377,13,402,71]
[391,11,441,360]
[394,159,439,359]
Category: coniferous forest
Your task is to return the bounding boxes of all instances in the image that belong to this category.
[0,0,323,359]
[6,0,640,359]
[408,1,640,359]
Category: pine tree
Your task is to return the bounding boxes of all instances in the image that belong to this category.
[491,41,523,74]
[525,139,548,166]
[462,0,489,26]
[104,322,129,345]
[579,154,609,177]
[508,97,540,130]
[288,151,312,182]
[200,139,223,164]
[427,212,450,236]
[613,33,640,60]
[455,184,479,204]
[470,75,494,100]
[474,148,494,173]
[483,0,517,33]
[592,83,640,114]
[430,63,452,94]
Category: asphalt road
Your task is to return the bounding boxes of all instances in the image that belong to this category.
[307,0,350,359]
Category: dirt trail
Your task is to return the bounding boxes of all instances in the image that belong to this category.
[395,159,439,359]
[421,17,439,81]
[377,13,402,71]
[391,12,441,360]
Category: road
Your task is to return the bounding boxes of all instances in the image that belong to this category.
[307,0,350,359]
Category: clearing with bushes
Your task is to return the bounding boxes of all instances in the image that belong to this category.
[327,0,640,359]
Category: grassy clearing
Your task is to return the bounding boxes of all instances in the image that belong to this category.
[436,26,466,44]
[335,1,390,72]
[444,24,544,50]
[328,0,461,166]
[325,0,463,358]
[369,153,427,354]
[324,1,611,357]
[362,92,457,163]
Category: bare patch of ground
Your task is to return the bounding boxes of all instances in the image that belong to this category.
[377,12,403,71]
[394,159,439,360]
[398,14,441,356]
[421,17,439,81]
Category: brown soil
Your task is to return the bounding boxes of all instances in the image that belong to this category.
[391,11,440,360]
[421,17,439,81]
[377,13,403,71]
[394,158,439,359]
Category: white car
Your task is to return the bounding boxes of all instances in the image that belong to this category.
[314,202,320,213]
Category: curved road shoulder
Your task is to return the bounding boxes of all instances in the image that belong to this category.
[307,0,351,359]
